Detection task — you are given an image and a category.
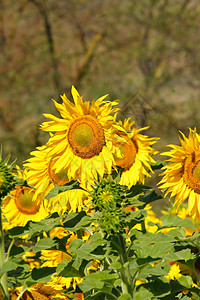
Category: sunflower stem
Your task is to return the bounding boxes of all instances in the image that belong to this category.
[116,234,134,298]
[0,202,9,300]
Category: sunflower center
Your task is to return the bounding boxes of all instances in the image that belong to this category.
[48,159,69,185]
[114,137,138,171]
[68,115,105,159]
[14,187,40,214]
[183,153,200,194]
[100,190,114,203]
[193,161,200,182]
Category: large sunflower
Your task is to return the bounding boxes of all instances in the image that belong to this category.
[24,146,89,213]
[111,118,158,187]
[40,86,119,187]
[159,128,200,219]
[2,168,48,229]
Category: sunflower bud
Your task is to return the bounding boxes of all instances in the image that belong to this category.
[0,156,16,199]
[90,178,127,235]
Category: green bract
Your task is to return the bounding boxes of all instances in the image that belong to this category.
[0,156,16,199]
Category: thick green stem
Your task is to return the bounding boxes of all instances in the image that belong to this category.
[0,205,9,300]
[117,234,134,298]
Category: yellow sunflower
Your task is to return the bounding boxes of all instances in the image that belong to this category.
[40,86,119,188]
[10,282,69,300]
[40,232,82,290]
[2,168,48,229]
[165,262,182,281]
[24,146,90,213]
[159,128,200,219]
[111,118,158,187]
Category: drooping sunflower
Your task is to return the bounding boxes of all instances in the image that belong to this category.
[2,168,48,229]
[159,128,200,219]
[40,86,120,187]
[111,118,158,187]
[10,282,70,300]
[24,146,90,213]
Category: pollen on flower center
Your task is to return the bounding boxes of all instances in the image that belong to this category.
[68,115,105,159]
[193,161,200,181]
[14,187,40,214]
[114,137,138,171]
[183,153,200,194]
[100,190,114,203]
[48,159,69,185]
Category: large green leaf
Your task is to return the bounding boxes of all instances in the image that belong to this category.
[45,181,85,199]
[160,214,196,230]
[32,237,57,252]
[75,232,106,260]
[56,260,83,278]
[0,261,19,277]
[79,271,118,293]
[63,211,91,231]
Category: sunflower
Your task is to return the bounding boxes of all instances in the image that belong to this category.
[111,118,158,187]
[24,146,90,213]
[39,86,120,188]
[40,231,83,290]
[2,168,48,229]
[165,262,182,281]
[10,282,70,300]
[159,128,200,219]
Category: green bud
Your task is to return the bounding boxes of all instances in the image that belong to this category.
[90,178,127,211]
[90,177,128,236]
[0,153,17,199]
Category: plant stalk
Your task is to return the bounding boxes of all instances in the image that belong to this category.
[117,234,134,298]
[0,204,9,300]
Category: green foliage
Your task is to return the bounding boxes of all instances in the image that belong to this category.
[1,163,200,299]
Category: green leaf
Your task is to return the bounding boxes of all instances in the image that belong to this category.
[0,261,19,277]
[68,239,85,254]
[177,275,193,289]
[45,181,84,199]
[135,287,154,300]
[32,237,56,252]
[84,291,108,300]
[63,211,91,231]
[164,249,195,262]
[191,286,200,300]
[8,224,30,238]
[79,271,118,293]
[56,260,83,278]
[31,267,56,282]
[75,232,106,260]
[108,261,122,270]
[141,190,162,205]
[118,294,132,300]
[160,214,196,230]
[129,184,151,197]
[150,160,166,170]
[27,213,63,238]
[10,245,25,257]
[136,277,171,298]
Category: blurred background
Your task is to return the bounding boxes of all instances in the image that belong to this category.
[1,0,200,170]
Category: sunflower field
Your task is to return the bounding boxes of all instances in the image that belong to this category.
[1,87,200,300]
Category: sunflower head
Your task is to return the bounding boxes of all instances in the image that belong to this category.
[159,128,200,219]
[39,86,120,188]
[111,118,158,187]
